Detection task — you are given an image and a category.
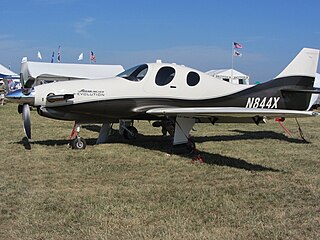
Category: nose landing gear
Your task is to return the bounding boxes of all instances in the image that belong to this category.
[69,122,87,150]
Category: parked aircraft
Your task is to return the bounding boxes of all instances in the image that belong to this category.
[19,58,124,88]
[6,48,320,150]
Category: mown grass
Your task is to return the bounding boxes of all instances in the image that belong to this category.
[0,103,319,239]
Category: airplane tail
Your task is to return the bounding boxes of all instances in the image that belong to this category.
[277,48,320,111]
[260,48,320,111]
[240,48,320,111]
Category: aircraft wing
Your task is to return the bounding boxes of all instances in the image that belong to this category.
[146,107,318,119]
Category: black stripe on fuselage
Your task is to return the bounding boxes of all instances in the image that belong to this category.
[46,75,315,121]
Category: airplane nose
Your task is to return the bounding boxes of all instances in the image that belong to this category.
[5,88,35,105]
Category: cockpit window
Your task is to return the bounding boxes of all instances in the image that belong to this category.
[155,66,175,86]
[117,64,148,81]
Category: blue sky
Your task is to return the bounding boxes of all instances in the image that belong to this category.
[1,0,320,82]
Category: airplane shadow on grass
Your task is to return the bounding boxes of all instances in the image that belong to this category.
[108,135,282,172]
[197,129,309,144]
[17,126,310,172]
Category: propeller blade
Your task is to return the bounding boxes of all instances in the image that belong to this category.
[22,103,31,139]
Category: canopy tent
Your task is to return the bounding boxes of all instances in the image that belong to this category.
[0,64,20,94]
[206,69,250,85]
[0,64,18,79]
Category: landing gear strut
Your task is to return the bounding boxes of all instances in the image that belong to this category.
[152,119,175,136]
[69,122,87,150]
[186,138,196,153]
[123,126,138,140]
[120,120,138,140]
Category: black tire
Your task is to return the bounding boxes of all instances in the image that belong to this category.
[71,137,87,149]
[123,126,138,140]
[18,104,23,114]
[186,139,196,152]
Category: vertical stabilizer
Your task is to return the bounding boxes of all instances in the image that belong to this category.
[276,48,319,79]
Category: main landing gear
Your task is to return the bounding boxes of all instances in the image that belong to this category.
[123,126,138,140]
[69,122,87,150]
[68,121,139,150]
[119,120,138,140]
[152,119,175,137]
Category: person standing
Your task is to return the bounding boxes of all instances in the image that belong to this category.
[0,85,5,105]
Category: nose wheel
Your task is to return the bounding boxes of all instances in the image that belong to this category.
[69,122,87,149]
[71,137,87,150]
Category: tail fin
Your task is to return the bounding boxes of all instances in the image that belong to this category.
[275,48,320,111]
[276,48,319,79]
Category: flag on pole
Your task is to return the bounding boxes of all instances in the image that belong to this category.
[51,51,55,63]
[233,42,243,49]
[37,51,42,60]
[57,46,61,63]
[78,53,84,61]
[90,51,96,62]
[234,50,242,57]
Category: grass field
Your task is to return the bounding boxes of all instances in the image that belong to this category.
[0,103,319,239]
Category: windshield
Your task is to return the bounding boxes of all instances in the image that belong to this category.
[117,64,148,81]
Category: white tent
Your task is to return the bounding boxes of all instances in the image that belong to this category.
[0,64,20,93]
[206,69,250,85]
[0,64,18,78]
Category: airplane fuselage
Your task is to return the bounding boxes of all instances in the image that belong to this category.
[33,63,314,123]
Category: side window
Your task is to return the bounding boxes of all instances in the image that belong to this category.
[187,71,200,86]
[155,66,175,86]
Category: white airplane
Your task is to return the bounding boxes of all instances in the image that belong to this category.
[19,58,124,88]
[6,48,320,150]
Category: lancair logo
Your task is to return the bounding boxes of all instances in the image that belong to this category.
[77,89,105,97]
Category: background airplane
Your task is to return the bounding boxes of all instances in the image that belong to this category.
[6,48,320,151]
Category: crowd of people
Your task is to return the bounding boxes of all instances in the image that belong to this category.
[0,81,5,106]
[0,79,21,106]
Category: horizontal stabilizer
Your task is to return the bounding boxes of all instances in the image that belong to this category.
[281,88,320,94]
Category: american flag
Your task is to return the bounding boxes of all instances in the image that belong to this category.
[90,51,96,62]
[57,46,61,63]
[234,42,243,49]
